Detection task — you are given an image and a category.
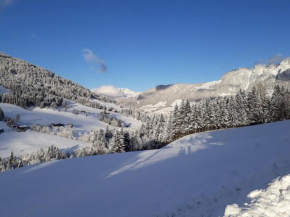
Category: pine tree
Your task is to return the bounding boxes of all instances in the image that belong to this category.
[172,104,180,139]
[110,129,125,153]
[0,107,4,121]
[248,86,263,124]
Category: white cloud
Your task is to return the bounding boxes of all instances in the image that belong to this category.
[82,48,107,73]
[255,54,286,65]
[91,86,125,97]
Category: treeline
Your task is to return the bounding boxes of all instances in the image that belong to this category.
[171,85,290,140]
[0,146,69,172]
[1,85,290,172]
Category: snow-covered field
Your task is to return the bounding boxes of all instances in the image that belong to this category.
[0,121,91,158]
[1,120,290,217]
[0,101,142,133]
[0,101,141,158]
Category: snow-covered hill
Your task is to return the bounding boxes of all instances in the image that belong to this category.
[92,85,141,98]
[0,101,142,158]
[1,120,290,217]
[0,102,141,133]
[0,53,114,109]
[0,121,91,158]
[119,59,290,114]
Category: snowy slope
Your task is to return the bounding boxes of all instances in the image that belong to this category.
[0,121,91,158]
[224,175,290,217]
[1,120,290,217]
[0,102,142,133]
[0,85,9,94]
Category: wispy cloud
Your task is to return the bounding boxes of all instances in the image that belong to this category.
[82,49,107,73]
[255,54,286,65]
[0,0,14,10]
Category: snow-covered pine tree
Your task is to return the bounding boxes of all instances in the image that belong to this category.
[248,86,263,124]
[110,129,125,153]
[171,104,180,139]
[234,90,248,126]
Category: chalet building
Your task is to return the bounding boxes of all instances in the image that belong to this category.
[11,125,27,132]
[18,126,28,132]
[51,123,65,127]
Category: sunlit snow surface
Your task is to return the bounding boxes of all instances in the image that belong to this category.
[224,175,290,217]
[1,121,290,217]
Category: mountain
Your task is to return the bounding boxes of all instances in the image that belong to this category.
[0,53,114,109]
[118,87,141,98]
[118,58,290,114]
[92,85,141,98]
[1,120,290,217]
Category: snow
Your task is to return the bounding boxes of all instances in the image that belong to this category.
[0,121,91,158]
[92,85,141,98]
[196,80,221,90]
[139,99,188,115]
[224,175,290,217]
[0,102,142,134]
[1,120,290,217]
[0,121,10,131]
[118,87,141,98]
[0,85,9,94]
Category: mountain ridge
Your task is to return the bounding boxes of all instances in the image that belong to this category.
[117,58,290,113]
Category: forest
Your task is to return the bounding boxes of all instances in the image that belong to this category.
[1,84,290,172]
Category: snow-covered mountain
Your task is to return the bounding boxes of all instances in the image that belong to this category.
[0,53,114,109]
[118,58,290,114]
[118,87,141,98]
[92,85,141,98]
[1,120,290,217]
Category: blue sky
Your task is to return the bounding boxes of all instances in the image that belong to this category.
[1,0,290,92]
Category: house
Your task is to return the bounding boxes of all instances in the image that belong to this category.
[51,123,65,127]
[18,126,27,132]
[11,125,27,132]
[11,125,19,130]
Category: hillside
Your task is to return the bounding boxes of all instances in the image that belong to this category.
[1,120,290,217]
[0,54,114,109]
[0,121,91,158]
[0,100,142,157]
[118,59,290,114]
